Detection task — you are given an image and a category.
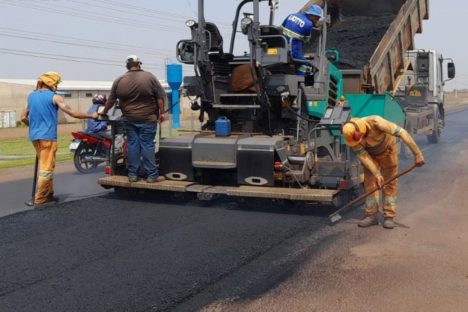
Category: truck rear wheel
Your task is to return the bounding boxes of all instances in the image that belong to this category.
[427,104,441,144]
[399,121,412,159]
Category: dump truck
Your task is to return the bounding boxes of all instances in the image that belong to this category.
[306,1,455,145]
[99,0,433,207]
[395,50,455,144]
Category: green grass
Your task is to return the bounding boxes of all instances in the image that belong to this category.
[0,123,201,170]
[0,135,73,169]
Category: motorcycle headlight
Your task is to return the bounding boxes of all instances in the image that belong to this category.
[241,17,253,34]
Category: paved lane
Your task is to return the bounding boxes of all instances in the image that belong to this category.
[0,163,108,217]
[0,107,466,312]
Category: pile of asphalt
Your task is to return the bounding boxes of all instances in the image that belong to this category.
[336,0,405,16]
[303,0,406,70]
[326,15,396,70]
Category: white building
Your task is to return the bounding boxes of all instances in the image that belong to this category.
[0,79,178,126]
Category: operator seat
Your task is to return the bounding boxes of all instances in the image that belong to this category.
[206,22,233,63]
[205,22,233,79]
[257,25,293,74]
[258,25,318,75]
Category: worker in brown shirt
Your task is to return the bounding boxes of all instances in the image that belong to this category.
[100,55,166,183]
[342,116,425,229]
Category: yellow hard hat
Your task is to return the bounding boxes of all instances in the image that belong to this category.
[342,118,367,147]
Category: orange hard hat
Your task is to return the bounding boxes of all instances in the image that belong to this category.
[342,118,367,147]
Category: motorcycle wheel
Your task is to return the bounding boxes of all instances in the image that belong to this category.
[74,143,99,173]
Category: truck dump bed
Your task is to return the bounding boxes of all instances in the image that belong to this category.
[303,0,429,94]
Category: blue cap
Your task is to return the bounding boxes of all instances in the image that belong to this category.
[306,5,324,18]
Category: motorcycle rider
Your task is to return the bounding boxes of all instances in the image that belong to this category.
[86,94,108,135]
[80,94,124,167]
[73,94,124,173]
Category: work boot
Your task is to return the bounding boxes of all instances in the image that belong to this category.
[34,201,57,208]
[383,217,395,229]
[147,176,165,183]
[34,194,60,208]
[47,195,60,202]
[34,199,58,209]
[357,216,379,228]
[128,176,139,183]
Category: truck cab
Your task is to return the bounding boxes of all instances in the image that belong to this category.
[396,50,455,143]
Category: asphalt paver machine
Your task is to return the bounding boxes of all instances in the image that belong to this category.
[99,0,430,208]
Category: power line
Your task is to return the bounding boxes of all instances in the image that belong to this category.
[0,48,193,72]
[72,0,201,26]
[0,31,173,59]
[92,0,232,29]
[97,0,197,19]
[0,1,189,34]
[64,0,232,31]
[0,27,174,56]
[0,48,165,69]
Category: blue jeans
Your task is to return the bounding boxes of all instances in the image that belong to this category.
[124,122,158,179]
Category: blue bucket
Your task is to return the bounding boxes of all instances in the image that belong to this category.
[215,116,231,137]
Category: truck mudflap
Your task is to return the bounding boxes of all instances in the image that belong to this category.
[98,176,340,205]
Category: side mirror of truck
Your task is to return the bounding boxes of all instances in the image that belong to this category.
[447,62,456,79]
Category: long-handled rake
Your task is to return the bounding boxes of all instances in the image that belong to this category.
[329,164,416,224]
[25,156,39,207]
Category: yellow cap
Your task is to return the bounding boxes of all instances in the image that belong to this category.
[36,71,62,91]
[342,118,367,147]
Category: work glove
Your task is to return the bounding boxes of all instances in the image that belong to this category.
[314,18,325,30]
[376,174,385,189]
[415,154,425,167]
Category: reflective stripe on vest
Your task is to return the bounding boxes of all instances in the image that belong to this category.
[366,134,389,156]
[281,26,310,42]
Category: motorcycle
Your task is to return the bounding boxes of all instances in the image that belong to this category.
[69,131,113,173]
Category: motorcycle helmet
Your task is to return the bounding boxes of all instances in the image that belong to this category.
[92,94,107,105]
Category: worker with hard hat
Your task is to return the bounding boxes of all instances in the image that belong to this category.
[342,116,425,229]
[281,4,324,75]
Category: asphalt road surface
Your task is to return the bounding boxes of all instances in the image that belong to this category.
[1,107,467,312]
[0,163,108,218]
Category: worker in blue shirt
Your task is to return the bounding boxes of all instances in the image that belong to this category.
[86,94,108,134]
[281,4,324,75]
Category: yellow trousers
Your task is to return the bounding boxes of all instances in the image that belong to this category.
[32,140,57,205]
[363,140,398,218]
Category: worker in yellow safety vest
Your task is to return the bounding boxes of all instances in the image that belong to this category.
[342,116,425,229]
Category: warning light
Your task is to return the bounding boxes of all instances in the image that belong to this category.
[339,180,349,190]
[274,173,284,181]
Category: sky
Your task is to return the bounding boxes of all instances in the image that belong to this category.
[0,0,464,90]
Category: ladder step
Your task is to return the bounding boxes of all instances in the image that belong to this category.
[220,93,258,97]
[213,104,261,109]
